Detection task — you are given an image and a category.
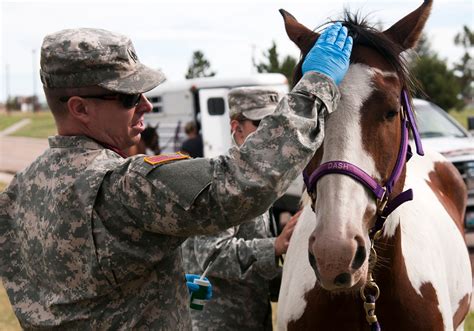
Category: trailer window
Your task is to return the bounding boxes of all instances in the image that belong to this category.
[149,96,163,113]
[207,98,225,115]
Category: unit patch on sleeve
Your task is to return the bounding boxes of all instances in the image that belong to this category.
[144,152,191,166]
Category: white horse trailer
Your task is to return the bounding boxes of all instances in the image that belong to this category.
[144,73,303,214]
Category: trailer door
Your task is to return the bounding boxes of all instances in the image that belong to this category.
[198,88,232,157]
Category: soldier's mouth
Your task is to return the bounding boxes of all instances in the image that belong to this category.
[132,119,145,132]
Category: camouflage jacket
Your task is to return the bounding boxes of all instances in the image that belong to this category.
[182,209,278,331]
[0,72,339,330]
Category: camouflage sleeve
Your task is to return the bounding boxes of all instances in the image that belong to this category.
[0,179,18,279]
[103,72,339,236]
[190,225,279,282]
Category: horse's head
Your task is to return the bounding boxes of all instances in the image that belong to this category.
[281,0,431,291]
[142,125,160,154]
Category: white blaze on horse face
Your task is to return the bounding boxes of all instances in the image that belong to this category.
[315,63,379,218]
[311,64,381,288]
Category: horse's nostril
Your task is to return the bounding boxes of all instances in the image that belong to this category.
[308,251,320,279]
[334,272,351,287]
[351,245,366,270]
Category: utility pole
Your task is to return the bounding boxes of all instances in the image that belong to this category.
[32,49,37,111]
[5,64,10,113]
[251,44,256,74]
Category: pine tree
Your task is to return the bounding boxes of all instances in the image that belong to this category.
[453,25,474,106]
[185,51,216,79]
[409,33,464,110]
[254,41,297,86]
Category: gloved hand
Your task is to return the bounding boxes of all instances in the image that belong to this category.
[185,274,212,300]
[302,22,353,85]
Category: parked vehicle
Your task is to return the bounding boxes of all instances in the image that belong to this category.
[144,73,303,215]
[414,98,474,230]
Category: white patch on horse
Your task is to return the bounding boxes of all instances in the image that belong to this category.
[383,151,472,329]
[314,63,379,245]
[277,199,316,331]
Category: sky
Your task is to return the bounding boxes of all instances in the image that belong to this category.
[0,0,472,103]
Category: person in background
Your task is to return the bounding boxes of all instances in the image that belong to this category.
[182,87,303,330]
[181,121,204,158]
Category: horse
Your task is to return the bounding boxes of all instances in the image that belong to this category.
[124,124,161,156]
[276,1,472,330]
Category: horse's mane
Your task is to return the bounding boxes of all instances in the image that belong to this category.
[141,126,158,145]
[292,11,415,94]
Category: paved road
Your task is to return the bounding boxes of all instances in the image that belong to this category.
[0,136,48,174]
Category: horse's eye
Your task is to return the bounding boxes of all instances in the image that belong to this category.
[385,109,398,120]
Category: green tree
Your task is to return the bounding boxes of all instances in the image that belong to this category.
[453,25,474,105]
[185,50,216,79]
[414,34,434,58]
[409,33,463,110]
[411,54,463,110]
[254,41,297,86]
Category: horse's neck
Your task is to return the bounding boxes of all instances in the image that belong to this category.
[123,141,147,157]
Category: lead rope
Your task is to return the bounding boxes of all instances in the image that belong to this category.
[360,230,382,331]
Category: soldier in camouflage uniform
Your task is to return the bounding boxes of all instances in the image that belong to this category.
[0,23,352,330]
[182,87,302,330]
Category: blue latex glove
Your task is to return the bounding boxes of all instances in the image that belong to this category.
[185,274,212,300]
[302,22,353,85]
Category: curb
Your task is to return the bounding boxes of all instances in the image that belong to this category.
[0,118,31,137]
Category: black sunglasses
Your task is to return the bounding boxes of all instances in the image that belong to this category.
[250,120,261,127]
[59,93,142,109]
[235,115,261,128]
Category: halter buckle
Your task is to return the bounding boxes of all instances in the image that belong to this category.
[376,187,388,214]
[400,104,406,120]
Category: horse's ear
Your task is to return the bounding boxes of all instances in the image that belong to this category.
[280,9,319,54]
[383,0,433,51]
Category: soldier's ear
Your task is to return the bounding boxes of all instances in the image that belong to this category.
[67,97,91,124]
[230,119,240,133]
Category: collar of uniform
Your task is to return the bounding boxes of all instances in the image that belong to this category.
[48,135,109,151]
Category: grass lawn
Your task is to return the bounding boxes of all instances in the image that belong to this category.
[450,107,474,130]
[0,111,56,138]
[0,114,26,132]
[466,312,474,330]
[7,111,57,138]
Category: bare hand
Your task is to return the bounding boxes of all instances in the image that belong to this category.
[274,210,302,256]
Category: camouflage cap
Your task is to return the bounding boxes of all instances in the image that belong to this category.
[40,28,166,94]
[228,87,280,121]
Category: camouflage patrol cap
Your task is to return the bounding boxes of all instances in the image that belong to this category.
[228,87,280,120]
[40,28,165,93]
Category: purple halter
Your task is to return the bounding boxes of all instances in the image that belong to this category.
[303,90,424,237]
